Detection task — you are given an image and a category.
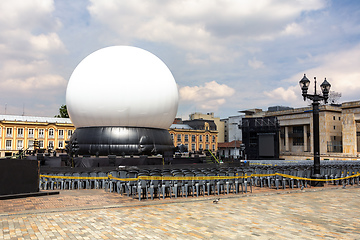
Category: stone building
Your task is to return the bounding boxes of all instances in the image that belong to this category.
[264,100,360,160]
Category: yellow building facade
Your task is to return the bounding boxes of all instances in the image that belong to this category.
[189,112,225,143]
[168,121,218,152]
[0,115,75,157]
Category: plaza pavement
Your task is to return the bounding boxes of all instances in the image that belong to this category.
[1,185,360,239]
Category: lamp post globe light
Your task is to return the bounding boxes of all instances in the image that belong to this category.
[299,74,331,186]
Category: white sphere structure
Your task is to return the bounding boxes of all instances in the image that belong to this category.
[66,46,178,129]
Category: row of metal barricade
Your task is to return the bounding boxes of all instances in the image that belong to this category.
[250,160,360,189]
[40,167,254,200]
[40,160,360,201]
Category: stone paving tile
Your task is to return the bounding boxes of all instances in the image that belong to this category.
[1,186,360,239]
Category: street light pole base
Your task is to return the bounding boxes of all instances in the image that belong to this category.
[310,174,324,187]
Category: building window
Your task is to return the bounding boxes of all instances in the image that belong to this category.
[58,141,64,149]
[58,129,64,139]
[17,140,23,150]
[28,129,34,138]
[206,135,209,142]
[6,128,12,137]
[212,144,215,151]
[48,141,54,149]
[28,140,34,150]
[293,137,304,146]
[199,135,203,142]
[185,144,188,151]
[333,116,335,120]
[292,126,303,133]
[212,136,216,142]
[205,144,209,150]
[199,144,203,150]
[67,130,73,139]
[17,128,24,138]
[333,126,336,130]
[39,140,44,148]
[170,133,174,141]
[184,134,189,142]
[6,140,12,150]
[191,135,196,142]
[39,129,44,138]
[191,143,196,151]
[339,117,341,121]
[49,128,54,138]
[177,134,182,142]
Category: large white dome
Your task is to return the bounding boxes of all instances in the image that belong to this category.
[66,46,179,129]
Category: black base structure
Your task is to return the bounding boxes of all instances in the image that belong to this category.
[310,173,324,187]
[0,159,39,195]
[69,127,175,157]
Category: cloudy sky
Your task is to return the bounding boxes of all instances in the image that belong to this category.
[1,0,359,119]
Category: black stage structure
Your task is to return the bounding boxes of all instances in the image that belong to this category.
[241,116,280,160]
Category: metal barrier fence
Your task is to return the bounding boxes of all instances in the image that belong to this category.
[39,160,360,200]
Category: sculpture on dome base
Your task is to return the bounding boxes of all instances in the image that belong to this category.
[66,46,178,157]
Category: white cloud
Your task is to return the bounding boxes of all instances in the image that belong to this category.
[0,74,66,92]
[264,43,360,107]
[88,0,327,63]
[264,86,298,102]
[248,57,264,69]
[281,23,307,36]
[307,45,360,101]
[0,0,57,30]
[179,81,235,111]
[4,0,358,120]
[29,33,65,53]
[0,0,67,116]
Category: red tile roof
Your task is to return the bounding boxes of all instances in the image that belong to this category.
[218,140,242,148]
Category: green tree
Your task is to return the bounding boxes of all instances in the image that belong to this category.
[55,104,69,118]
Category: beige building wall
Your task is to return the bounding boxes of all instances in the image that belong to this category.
[266,103,358,160]
[322,109,342,154]
[189,112,225,143]
[341,101,360,155]
[267,108,311,155]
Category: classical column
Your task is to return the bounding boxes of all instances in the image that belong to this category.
[342,112,357,155]
[285,126,289,152]
[303,125,308,152]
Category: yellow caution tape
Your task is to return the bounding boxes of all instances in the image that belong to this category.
[40,174,108,180]
[39,172,360,182]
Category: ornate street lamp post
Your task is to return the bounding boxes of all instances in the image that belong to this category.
[299,74,331,185]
